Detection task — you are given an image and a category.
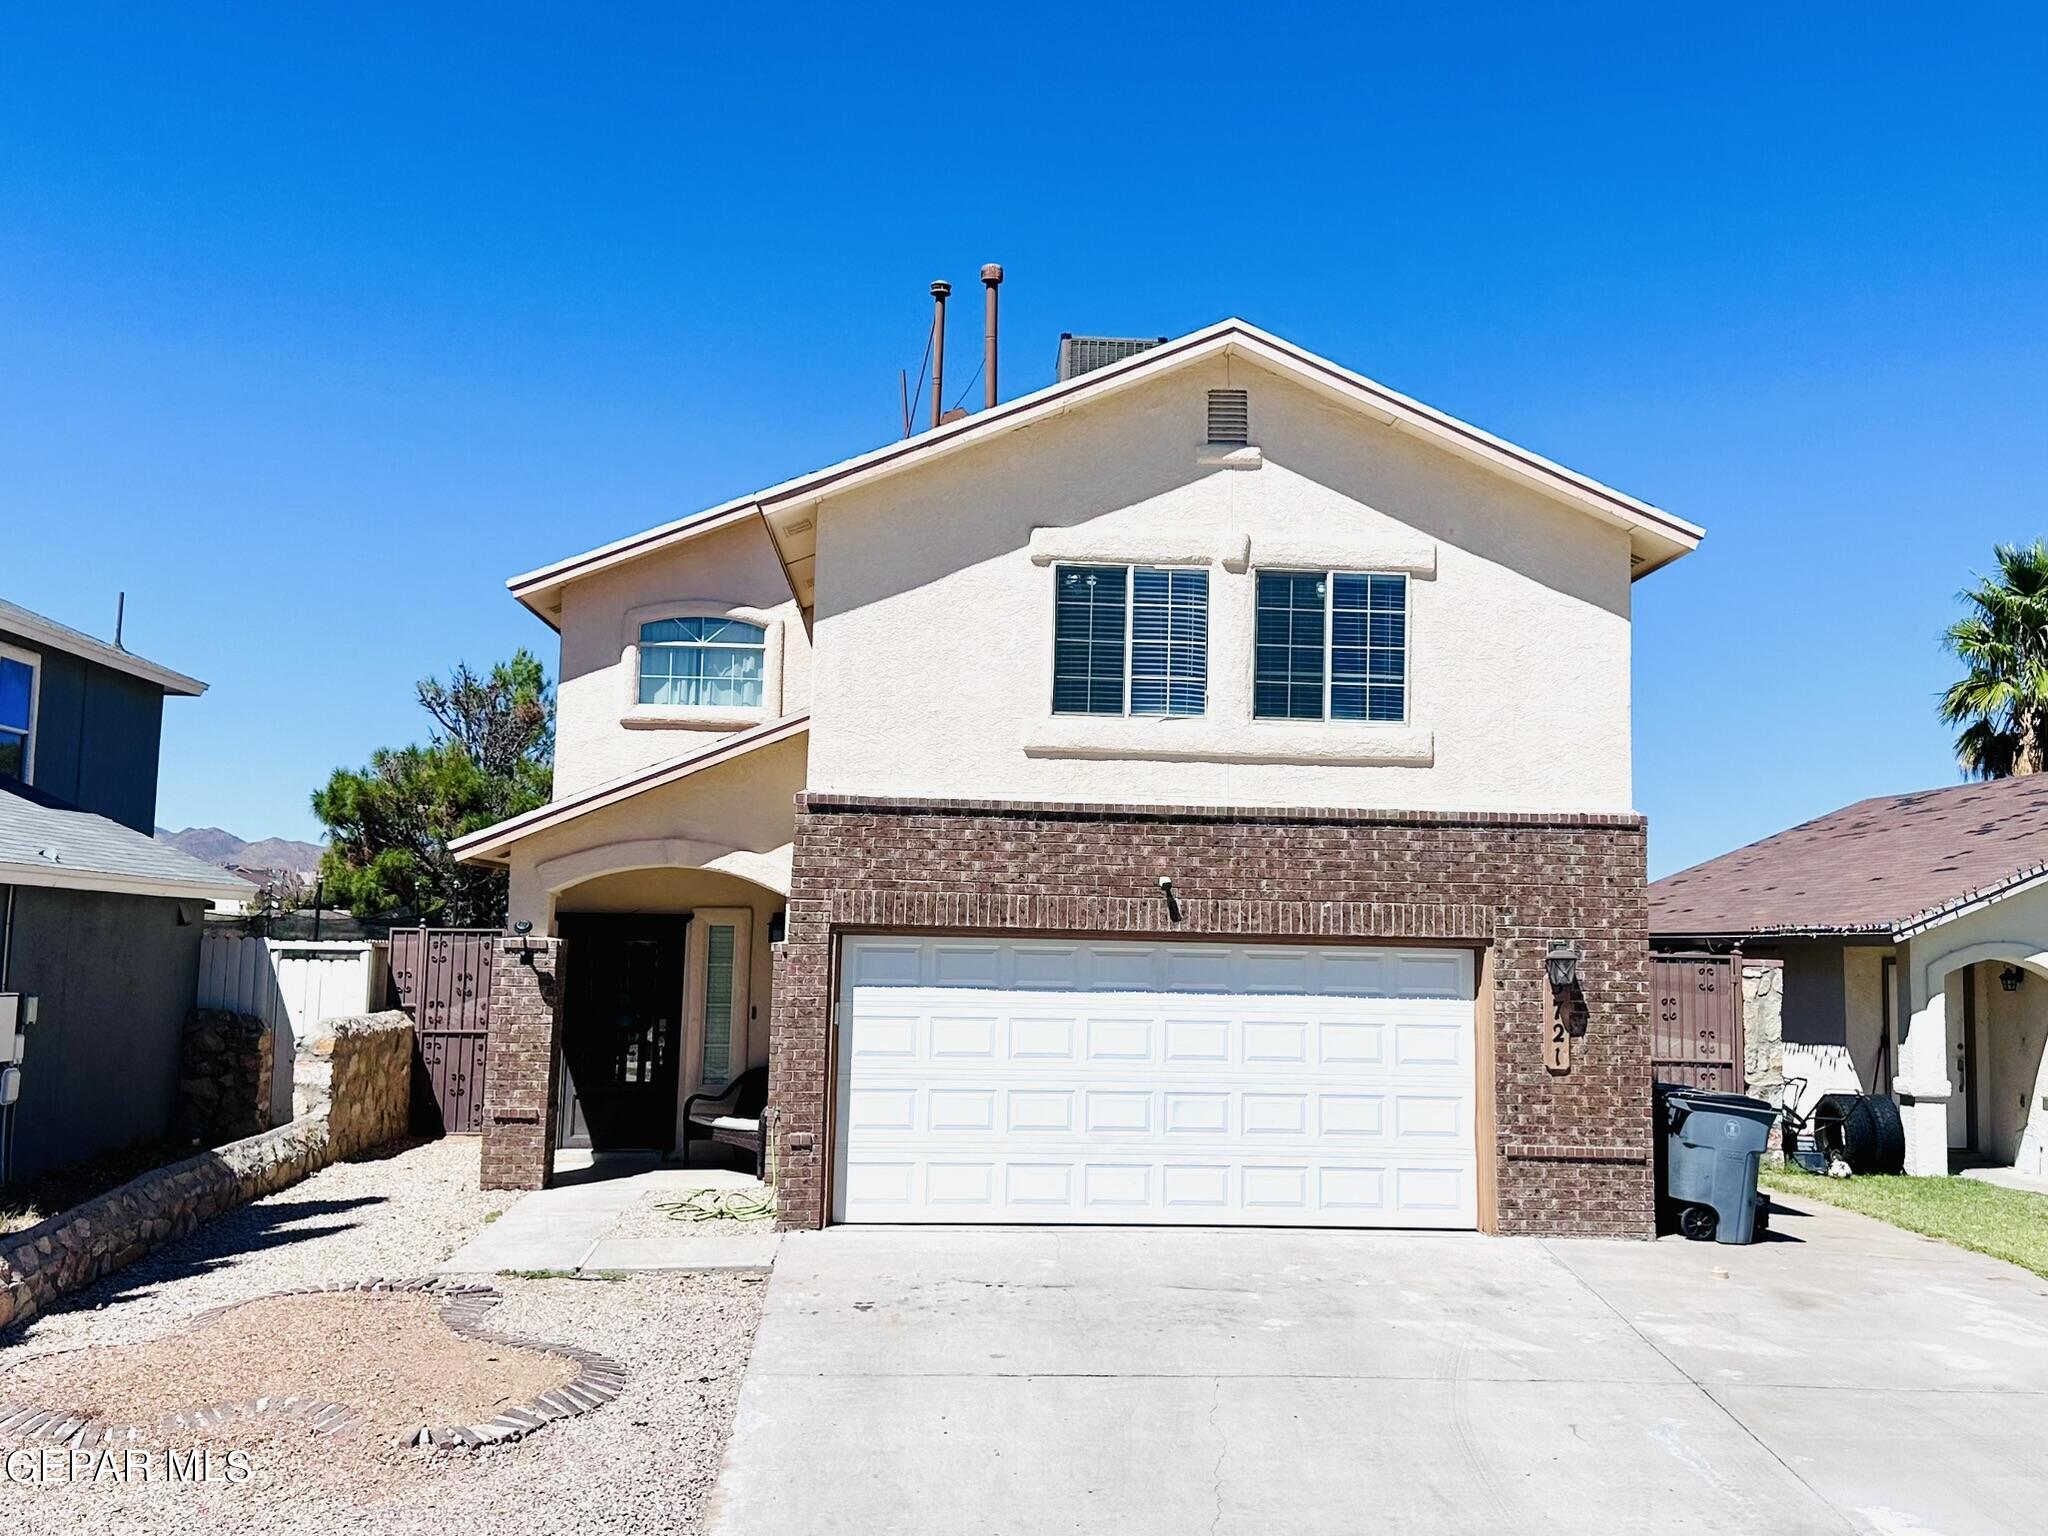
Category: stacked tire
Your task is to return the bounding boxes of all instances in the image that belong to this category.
[1812,1093,1906,1175]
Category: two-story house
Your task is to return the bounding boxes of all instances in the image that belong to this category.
[454,320,1702,1237]
[0,598,252,1182]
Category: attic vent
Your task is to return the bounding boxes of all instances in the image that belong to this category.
[1206,389,1250,446]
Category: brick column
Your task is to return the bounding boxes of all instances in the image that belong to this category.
[481,935,566,1191]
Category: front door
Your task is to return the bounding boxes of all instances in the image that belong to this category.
[559,914,687,1150]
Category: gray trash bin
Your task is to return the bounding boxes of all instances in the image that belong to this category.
[1657,1084,1777,1244]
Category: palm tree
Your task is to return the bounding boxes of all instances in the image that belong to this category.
[1940,540,2048,778]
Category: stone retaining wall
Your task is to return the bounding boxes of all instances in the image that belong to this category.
[294,1009,414,1160]
[180,1009,275,1145]
[0,1011,413,1335]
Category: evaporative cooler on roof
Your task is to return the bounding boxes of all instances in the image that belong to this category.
[1054,334,1170,382]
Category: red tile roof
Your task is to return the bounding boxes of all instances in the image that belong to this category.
[1650,773,2048,938]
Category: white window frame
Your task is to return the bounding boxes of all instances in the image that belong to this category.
[1252,569,1410,727]
[1049,563,1210,719]
[0,641,41,786]
[621,600,784,731]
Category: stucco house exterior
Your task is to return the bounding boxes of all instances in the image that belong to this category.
[1652,775,2048,1180]
[0,598,253,1182]
[454,318,1703,1236]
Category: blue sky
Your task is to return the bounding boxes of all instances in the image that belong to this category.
[2,5,2044,876]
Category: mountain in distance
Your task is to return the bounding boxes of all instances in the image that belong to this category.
[155,826,324,879]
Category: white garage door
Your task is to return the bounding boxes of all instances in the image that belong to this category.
[832,937,1478,1228]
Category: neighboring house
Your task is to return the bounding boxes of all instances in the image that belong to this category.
[1652,774,2048,1180]
[0,598,252,1182]
[454,318,1703,1236]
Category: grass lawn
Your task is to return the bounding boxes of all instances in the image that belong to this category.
[1761,1165,2048,1280]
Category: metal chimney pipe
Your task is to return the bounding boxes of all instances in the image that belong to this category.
[929,280,951,429]
[980,264,1003,409]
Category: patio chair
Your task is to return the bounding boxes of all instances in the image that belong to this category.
[682,1065,769,1176]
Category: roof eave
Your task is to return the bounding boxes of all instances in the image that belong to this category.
[1650,922,1895,944]
[0,859,254,902]
[0,604,207,695]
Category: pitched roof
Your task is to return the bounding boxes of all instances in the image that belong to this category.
[0,780,254,901]
[449,713,809,865]
[0,597,206,696]
[1649,773,2048,940]
[505,318,1704,621]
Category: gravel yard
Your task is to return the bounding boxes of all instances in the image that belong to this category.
[608,1185,775,1242]
[0,1139,766,1535]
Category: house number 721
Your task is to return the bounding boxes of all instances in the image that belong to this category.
[1545,1001,1571,1074]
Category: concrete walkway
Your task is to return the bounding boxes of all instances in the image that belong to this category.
[1960,1163,2048,1196]
[440,1154,779,1276]
[707,1197,2048,1535]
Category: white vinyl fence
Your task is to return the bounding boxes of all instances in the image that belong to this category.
[196,934,390,1123]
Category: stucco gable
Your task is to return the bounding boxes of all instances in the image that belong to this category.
[504,320,1701,618]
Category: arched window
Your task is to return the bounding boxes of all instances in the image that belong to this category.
[637,618,767,708]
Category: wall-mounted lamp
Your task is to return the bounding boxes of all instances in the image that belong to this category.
[513,919,535,966]
[2001,964,2026,992]
[1545,940,1582,994]
[1157,875,1182,924]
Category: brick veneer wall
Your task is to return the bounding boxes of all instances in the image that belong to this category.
[768,794,1654,1238]
[481,936,566,1191]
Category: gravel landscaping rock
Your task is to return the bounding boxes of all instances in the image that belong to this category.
[0,1140,767,1534]
[609,1187,775,1242]
[5,1137,510,1357]
[1,1289,576,1431]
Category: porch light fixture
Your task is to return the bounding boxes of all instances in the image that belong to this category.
[513,919,535,966]
[1545,940,1582,994]
[2001,964,2025,992]
[1158,875,1183,924]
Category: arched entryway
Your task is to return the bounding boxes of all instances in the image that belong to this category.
[549,862,785,1156]
[1908,942,2048,1178]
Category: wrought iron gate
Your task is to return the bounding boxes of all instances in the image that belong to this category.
[1650,952,1745,1092]
[387,927,499,1134]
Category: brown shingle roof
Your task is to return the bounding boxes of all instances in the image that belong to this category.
[1649,773,2048,939]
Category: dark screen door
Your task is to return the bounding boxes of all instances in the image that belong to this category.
[558,914,687,1150]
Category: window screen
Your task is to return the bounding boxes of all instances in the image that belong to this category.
[1255,571,1407,722]
[1052,566,1128,714]
[1130,569,1208,716]
[1331,574,1407,722]
[1253,572,1329,720]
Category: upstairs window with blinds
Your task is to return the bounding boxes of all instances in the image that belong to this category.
[1053,565,1208,716]
[1254,571,1408,723]
[1206,389,1250,445]
[638,617,766,708]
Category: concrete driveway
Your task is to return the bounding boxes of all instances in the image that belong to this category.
[707,1196,2048,1535]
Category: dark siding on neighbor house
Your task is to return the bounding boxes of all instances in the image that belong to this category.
[0,622,168,834]
[1,884,204,1179]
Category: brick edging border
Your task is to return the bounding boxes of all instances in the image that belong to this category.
[0,1278,626,1454]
